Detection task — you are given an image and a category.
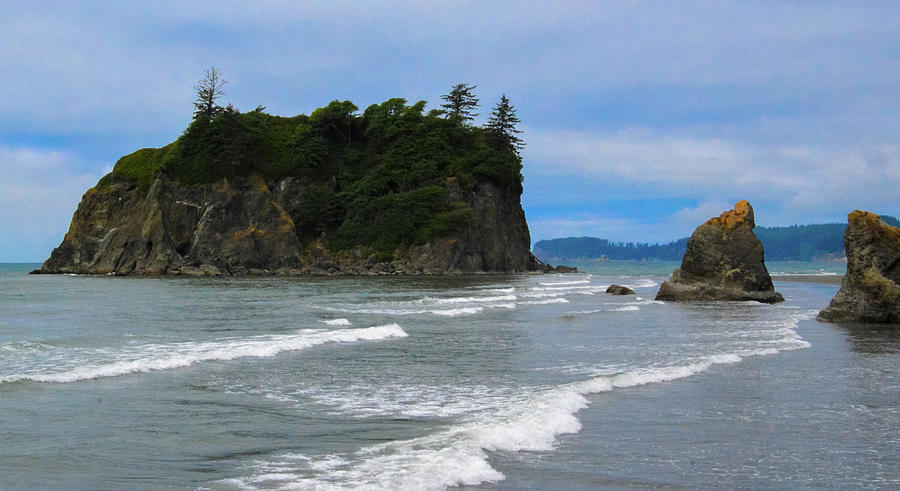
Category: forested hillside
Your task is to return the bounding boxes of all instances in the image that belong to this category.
[534,215,900,262]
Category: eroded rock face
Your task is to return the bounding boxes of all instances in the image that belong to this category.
[818,211,900,324]
[655,200,784,303]
[39,175,548,276]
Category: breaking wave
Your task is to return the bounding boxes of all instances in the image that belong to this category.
[228,312,815,490]
[0,325,407,385]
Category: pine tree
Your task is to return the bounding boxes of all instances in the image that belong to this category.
[485,94,524,155]
[193,66,227,120]
[440,83,479,124]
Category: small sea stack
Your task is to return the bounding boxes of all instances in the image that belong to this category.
[655,200,784,303]
[818,211,900,324]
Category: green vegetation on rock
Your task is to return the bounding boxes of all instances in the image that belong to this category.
[102,83,524,256]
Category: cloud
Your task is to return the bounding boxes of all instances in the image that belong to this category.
[1,2,899,253]
[524,127,900,226]
[3,2,898,141]
[0,146,105,261]
[670,200,734,229]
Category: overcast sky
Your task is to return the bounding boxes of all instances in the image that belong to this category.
[2,1,899,261]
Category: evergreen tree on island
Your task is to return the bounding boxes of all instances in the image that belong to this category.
[485,94,524,156]
[194,66,227,120]
[440,82,479,124]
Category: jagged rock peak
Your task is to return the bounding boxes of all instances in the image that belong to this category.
[707,199,755,229]
[818,210,900,324]
[655,200,784,303]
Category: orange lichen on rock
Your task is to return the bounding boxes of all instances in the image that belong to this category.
[849,210,900,244]
[707,200,755,230]
[849,209,880,225]
[278,208,295,233]
[233,226,266,241]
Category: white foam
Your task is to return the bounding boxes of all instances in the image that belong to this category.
[426,295,517,305]
[538,279,590,286]
[531,285,608,292]
[0,325,407,385]
[519,292,567,299]
[520,298,570,305]
[708,353,743,364]
[481,288,515,294]
[492,303,517,310]
[306,384,517,418]
[612,305,640,312]
[228,305,819,490]
[625,279,660,289]
[230,353,757,491]
[320,318,351,326]
[327,301,514,317]
[431,307,483,317]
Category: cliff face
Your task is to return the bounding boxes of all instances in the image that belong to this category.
[40,174,543,276]
[818,211,900,323]
[655,200,784,303]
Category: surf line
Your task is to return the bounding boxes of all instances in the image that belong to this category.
[0,324,408,385]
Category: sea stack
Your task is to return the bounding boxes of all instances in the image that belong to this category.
[34,96,565,276]
[655,200,784,303]
[818,211,900,324]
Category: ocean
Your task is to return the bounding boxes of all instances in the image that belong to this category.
[1,262,897,489]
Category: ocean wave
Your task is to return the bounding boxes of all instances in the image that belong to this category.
[636,299,666,305]
[320,318,352,326]
[519,298,570,305]
[625,279,660,289]
[538,279,590,286]
[519,292,567,299]
[226,355,751,490]
[612,305,640,312]
[0,324,407,385]
[228,312,815,490]
[422,295,517,305]
[530,285,607,292]
[302,384,519,419]
[431,307,484,317]
[325,298,516,317]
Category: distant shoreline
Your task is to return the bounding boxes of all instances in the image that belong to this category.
[773,274,843,285]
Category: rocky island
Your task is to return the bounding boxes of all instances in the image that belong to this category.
[818,211,900,323]
[655,200,784,303]
[37,81,564,276]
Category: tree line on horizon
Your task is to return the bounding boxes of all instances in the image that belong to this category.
[533,216,900,262]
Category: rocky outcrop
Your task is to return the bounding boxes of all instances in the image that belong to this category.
[655,200,784,303]
[818,211,900,323]
[38,174,557,276]
[606,284,636,295]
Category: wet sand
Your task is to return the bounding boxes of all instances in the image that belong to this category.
[774,274,843,285]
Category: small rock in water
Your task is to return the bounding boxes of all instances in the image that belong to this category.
[606,284,636,295]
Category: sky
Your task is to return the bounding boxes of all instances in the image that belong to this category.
[2,1,899,261]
